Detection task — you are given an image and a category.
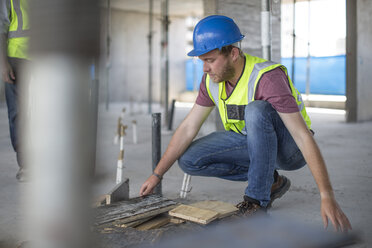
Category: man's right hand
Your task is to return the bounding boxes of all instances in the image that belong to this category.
[1,60,15,83]
[139,174,161,196]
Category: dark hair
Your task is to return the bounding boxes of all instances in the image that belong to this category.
[219,45,244,57]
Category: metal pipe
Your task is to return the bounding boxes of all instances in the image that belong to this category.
[161,0,170,123]
[152,113,162,195]
[116,125,126,184]
[148,0,153,114]
[26,1,100,247]
[167,99,176,131]
[291,0,296,84]
[305,0,311,98]
[261,0,271,60]
[106,0,112,111]
[180,173,188,198]
[90,58,99,176]
[132,120,138,144]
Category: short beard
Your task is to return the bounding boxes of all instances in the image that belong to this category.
[212,60,235,83]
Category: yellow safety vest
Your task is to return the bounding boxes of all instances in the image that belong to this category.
[206,53,311,134]
[7,0,29,59]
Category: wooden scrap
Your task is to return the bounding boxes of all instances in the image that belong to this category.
[93,195,107,208]
[95,194,177,225]
[170,217,185,224]
[169,204,219,225]
[136,214,171,231]
[115,217,153,228]
[106,178,129,205]
[190,200,238,219]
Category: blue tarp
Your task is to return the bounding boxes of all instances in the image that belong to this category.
[185,59,204,91]
[281,55,346,95]
[185,55,346,95]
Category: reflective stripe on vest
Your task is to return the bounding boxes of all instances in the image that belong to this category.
[206,53,311,133]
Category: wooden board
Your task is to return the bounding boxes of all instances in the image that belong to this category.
[190,200,238,219]
[170,217,185,224]
[136,214,171,231]
[92,195,107,208]
[115,217,153,228]
[95,194,177,225]
[106,178,129,204]
[169,205,219,225]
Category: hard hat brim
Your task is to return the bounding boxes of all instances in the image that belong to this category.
[187,35,245,57]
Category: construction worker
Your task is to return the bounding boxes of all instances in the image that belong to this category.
[0,0,30,181]
[140,15,351,231]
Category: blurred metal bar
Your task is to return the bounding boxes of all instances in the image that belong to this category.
[291,0,296,84]
[261,0,271,60]
[26,0,100,247]
[106,0,112,111]
[160,0,170,123]
[305,0,311,98]
[167,99,176,131]
[148,0,153,114]
[152,113,162,195]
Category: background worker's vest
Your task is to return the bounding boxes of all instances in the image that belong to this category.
[7,0,30,59]
[206,53,311,134]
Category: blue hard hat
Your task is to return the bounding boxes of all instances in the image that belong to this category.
[187,15,245,57]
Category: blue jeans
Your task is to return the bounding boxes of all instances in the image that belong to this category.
[4,58,27,168]
[178,100,306,207]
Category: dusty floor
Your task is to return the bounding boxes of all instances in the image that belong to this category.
[0,102,371,247]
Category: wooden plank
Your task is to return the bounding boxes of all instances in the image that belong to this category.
[92,195,107,208]
[95,194,177,225]
[190,200,238,219]
[115,217,153,228]
[168,204,219,225]
[106,178,129,204]
[170,217,185,224]
[136,214,171,231]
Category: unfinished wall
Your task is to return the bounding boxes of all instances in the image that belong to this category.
[99,8,188,104]
[204,0,281,63]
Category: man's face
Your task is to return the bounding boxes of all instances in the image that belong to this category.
[199,49,235,83]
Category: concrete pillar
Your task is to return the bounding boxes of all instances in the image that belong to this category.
[346,0,372,122]
[203,0,281,62]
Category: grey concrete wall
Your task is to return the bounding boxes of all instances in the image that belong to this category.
[356,0,372,121]
[99,8,188,104]
[204,0,281,63]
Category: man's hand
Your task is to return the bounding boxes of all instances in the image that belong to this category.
[139,174,161,196]
[320,192,352,232]
[1,60,15,83]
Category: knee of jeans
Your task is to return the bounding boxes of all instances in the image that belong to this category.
[178,154,197,175]
[245,101,272,124]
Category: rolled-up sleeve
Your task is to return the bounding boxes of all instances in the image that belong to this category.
[0,0,10,34]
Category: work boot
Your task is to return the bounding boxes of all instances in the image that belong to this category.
[16,167,29,183]
[268,171,291,208]
[236,195,267,216]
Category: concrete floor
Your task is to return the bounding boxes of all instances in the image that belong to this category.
[0,102,371,247]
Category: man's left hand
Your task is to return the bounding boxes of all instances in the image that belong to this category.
[320,193,352,232]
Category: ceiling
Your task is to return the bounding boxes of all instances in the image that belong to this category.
[109,0,203,17]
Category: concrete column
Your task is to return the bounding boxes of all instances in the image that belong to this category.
[347,0,372,122]
[25,0,100,247]
[346,0,357,122]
